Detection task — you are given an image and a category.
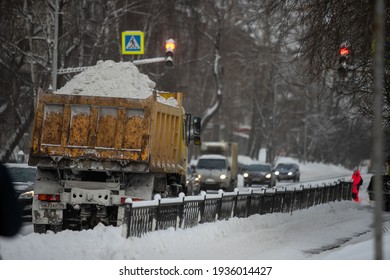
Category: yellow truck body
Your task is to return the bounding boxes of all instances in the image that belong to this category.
[30,89,186,174]
[28,89,200,233]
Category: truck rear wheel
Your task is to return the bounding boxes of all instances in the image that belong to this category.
[50,224,63,233]
[33,224,63,234]
[33,224,47,234]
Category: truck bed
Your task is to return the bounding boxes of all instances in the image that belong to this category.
[29,89,185,173]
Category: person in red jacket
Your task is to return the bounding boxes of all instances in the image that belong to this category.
[351,168,362,202]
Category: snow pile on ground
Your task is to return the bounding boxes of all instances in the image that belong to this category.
[275,156,352,174]
[2,197,389,260]
[58,60,156,98]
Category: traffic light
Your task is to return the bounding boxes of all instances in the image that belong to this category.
[339,47,350,57]
[192,116,201,145]
[338,44,350,76]
[165,39,175,68]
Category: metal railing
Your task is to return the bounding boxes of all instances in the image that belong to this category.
[121,181,352,238]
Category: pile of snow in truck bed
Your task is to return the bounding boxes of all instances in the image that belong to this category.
[57,60,179,107]
[58,60,155,98]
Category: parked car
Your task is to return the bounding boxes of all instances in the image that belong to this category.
[243,163,276,188]
[5,163,36,221]
[273,163,300,182]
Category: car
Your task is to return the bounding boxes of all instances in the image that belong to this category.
[243,163,276,188]
[5,163,36,221]
[238,162,250,174]
[195,154,234,192]
[273,163,300,182]
[17,184,34,221]
[5,163,36,195]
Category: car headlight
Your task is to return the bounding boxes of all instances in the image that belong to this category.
[243,173,249,178]
[288,171,293,176]
[265,173,271,179]
[18,190,34,199]
[274,171,280,175]
[220,174,227,180]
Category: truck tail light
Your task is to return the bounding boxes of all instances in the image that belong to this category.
[120,197,143,204]
[38,194,61,202]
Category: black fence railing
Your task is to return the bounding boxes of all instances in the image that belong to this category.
[121,181,352,238]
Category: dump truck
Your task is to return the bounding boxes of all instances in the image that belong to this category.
[28,89,201,233]
[195,142,238,192]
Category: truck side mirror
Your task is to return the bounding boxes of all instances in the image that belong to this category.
[192,117,201,145]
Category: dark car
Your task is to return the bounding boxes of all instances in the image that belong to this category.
[273,163,300,182]
[243,163,276,188]
[5,163,36,221]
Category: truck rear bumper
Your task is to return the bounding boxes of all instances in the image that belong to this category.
[32,196,125,226]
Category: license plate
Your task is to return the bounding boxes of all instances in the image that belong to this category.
[39,202,66,210]
[70,188,111,206]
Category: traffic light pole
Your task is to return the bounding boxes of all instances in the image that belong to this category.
[373,0,384,260]
[52,0,59,90]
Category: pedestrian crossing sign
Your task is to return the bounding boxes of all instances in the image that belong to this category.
[121,31,144,55]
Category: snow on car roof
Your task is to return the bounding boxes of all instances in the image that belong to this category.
[248,163,271,167]
[4,163,36,169]
[198,154,227,159]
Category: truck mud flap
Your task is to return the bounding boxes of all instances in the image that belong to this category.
[125,173,156,200]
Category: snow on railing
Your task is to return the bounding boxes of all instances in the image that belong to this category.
[121,181,353,238]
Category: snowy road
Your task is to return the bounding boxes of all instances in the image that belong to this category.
[1,173,389,260]
[1,159,388,260]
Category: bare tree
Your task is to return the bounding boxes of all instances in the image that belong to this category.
[0,0,380,167]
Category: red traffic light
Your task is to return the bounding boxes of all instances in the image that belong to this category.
[339,47,350,56]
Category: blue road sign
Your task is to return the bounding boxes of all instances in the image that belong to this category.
[122,31,144,55]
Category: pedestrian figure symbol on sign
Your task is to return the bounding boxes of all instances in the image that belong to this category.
[126,36,140,51]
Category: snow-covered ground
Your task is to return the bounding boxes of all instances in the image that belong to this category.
[0,158,389,280]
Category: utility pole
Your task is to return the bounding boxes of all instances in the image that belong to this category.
[52,0,59,91]
[373,0,384,260]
